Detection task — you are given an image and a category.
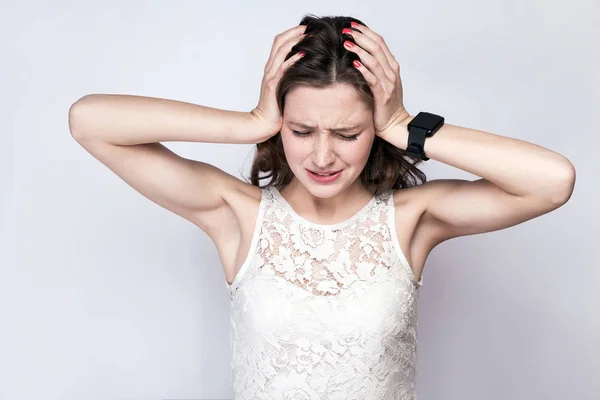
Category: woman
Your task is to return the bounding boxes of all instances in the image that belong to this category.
[68,14,575,400]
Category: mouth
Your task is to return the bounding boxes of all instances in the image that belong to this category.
[306,169,343,183]
[307,169,342,176]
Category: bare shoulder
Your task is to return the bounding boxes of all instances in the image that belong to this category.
[393,179,464,208]
[195,174,261,248]
[390,182,430,251]
[205,179,262,285]
[393,179,467,249]
[390,179,463,277]
[391,179,433,217]
[194,174,262,281]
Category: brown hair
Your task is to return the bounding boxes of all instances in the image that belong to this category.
[244,14,427,196]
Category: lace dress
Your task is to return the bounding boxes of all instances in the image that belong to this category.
[225,185,424,400]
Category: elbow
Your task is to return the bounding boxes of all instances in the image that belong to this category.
[68,95,95,141]
[550,159,576,206]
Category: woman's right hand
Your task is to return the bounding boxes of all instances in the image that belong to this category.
[249,24,308,143]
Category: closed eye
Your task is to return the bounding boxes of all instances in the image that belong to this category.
[292,130,359,141]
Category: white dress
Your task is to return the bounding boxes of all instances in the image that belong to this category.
[225,185,424,400]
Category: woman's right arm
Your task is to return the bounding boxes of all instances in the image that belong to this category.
[69,94,273,145]
[68,94,274,244]
[68,25,307,243]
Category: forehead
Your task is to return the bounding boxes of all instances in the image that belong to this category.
[283,84,370,123]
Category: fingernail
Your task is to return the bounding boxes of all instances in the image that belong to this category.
[350,22,359,28]
[342,28,353,34]
[298,51,305,57]
[353,60,362,68]
[344,40,354,48]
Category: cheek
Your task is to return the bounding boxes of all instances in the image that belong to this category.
[281,134,300,159]
[343,139,373,163]
[282,132,313,157]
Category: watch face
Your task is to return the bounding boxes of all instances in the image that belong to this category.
[409,112,444,132]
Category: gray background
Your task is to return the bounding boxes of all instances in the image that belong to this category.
[1,0,598,399]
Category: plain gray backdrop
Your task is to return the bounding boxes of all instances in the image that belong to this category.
[1,1,598,399]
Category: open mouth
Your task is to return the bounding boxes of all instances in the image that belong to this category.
[308,170,341,176]
[307,169,343,182]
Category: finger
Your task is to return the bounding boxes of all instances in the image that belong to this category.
[265,32,307,82]
[343,39,396,98]
[347,22,400,76]
[342,27,396,83]
[265,25,307,72]
[351,59,383,97]
[279,50,305,76]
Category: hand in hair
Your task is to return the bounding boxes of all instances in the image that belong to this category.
[341,22,411,138]
[249,24,308,143]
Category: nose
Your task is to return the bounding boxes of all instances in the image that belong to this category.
[312,134,337,167]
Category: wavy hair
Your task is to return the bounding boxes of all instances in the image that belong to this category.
[244,14,427,196]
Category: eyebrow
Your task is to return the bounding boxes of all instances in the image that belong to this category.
[288,121,363,133]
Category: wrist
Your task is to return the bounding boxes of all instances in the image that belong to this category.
[378,116,413,151]
[397,114,416,128]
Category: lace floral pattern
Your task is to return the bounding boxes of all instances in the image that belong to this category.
[226,186,423,399]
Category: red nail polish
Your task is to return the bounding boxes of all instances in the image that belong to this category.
[353,60,362,68]
[350,22,359,28]
[344,40,354,48]
[342,28,353,34]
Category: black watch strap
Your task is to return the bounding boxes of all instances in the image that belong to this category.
[406,126,430,161]
[405,112,444,161]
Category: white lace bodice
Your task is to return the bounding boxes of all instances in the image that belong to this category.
[225,185,424,400]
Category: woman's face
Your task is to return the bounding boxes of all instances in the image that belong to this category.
[281,84,375,196]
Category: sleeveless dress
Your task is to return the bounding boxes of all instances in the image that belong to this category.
[225,185,424,400]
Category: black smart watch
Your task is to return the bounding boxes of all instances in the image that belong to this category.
[405,112,444,161]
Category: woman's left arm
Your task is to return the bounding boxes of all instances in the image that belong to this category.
[344,21,576,242]
[381,120,576,241]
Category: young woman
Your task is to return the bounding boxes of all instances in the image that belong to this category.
[68,15,575,400]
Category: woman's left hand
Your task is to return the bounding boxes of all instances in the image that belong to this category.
[342,22,411,138]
